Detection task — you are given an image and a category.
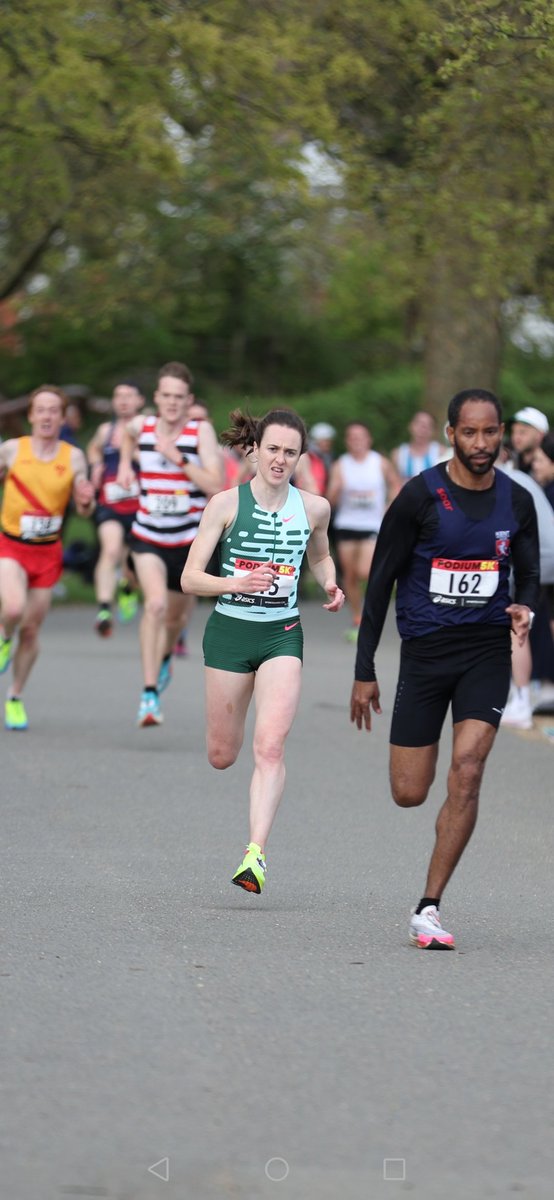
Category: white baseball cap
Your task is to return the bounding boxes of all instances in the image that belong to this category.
[511,406,549,434]
[310,422,336,439]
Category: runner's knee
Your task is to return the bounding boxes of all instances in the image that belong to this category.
[2,602,24,626]
[143,594,166,621]
[18,621,41,648]
[100,546,121,569]
[449,750,485,798]
[207,742,238,770]
[390,772,430,807]
[253,731,285,768]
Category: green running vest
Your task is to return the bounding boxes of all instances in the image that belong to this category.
[215,483,311,621]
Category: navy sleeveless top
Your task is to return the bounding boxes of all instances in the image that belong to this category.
[396,465,520,639]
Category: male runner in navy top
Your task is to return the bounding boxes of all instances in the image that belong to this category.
[351,389,539,950]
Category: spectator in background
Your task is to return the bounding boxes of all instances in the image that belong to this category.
[327,421,400,638]
[87,381,145,636]
[509,406,549,474]
[60,402,84,447]
[189,401,210,422]
[532,433,554,507]
[392,410,442,484]
[307,422,336,495]
[531,433,554,707]
[499,444,554,728]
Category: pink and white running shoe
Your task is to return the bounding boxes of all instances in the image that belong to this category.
[409,905,455,950]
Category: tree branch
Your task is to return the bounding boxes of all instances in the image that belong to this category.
[0,213,67,301]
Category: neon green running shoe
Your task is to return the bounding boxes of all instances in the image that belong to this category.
[0,635,13,675]
[117,584,139,623]
[231,842,267,894]
[95,606,113,637]
[5,697,28,731]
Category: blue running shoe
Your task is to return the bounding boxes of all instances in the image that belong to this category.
[137,691,163,727]
[157,656,172,694]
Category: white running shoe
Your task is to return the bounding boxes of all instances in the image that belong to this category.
[532,682,554,712]
[500,687,533,730]
[409,905,455,950]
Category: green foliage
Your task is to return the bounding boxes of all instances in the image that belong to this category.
[3,1,554,414]
[203,366,424,453]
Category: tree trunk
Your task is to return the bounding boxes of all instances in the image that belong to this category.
[422,253,502,426]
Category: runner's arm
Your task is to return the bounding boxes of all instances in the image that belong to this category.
[155,420,224,497]
[180,491,278,597]
[510,487,541,611]
[382,454,402,504]
[86,422,109,490]
[0,439,17,473]
[304,494,344,610]
[70,447,96,515]
[325,459,343,509]
[86,422,108,465]
[116,417,142,488]
[294,452,319,494]
[190,421,225,497]
[355,478,429,682]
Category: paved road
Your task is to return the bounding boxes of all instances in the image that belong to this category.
[2,601,554,1200]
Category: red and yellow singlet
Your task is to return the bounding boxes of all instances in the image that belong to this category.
[1,437,74,543]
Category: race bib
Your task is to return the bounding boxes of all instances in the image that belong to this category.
[347,489,375,510]
[429,557,499,608]
[104,480,139,503]
[231,557,297,608]
[146,491,190,516]
[20,514,63,540]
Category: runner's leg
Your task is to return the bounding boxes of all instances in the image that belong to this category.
[132,553,168,688]
[11,586,52,694]
[205,667,255,769]
[0,557,28,639]
[95,520,125,606]
[356,537,376,596]
[164,591,193,659]
[337,540,361,625]
[390,743,439,807]
[249,656,303,849]
[423,719,496,897]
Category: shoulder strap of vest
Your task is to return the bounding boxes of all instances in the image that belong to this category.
[421,463,444,494]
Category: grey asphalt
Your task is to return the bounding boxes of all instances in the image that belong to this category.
[2,600,554,1200]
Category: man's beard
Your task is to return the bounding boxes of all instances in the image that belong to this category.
[453,437,500,475]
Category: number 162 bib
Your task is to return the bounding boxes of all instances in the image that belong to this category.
[429,557,499,608]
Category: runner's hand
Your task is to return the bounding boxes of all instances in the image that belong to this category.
[74,478,95,508]
[323,584,345,612]
[154,434,182,464]
[116,463,135,491]
[350,680,381,731]
[232,562,278,594]
[89,463,103,492]
[506,603,533,647]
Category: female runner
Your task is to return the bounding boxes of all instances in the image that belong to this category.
[181,407,344,893]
